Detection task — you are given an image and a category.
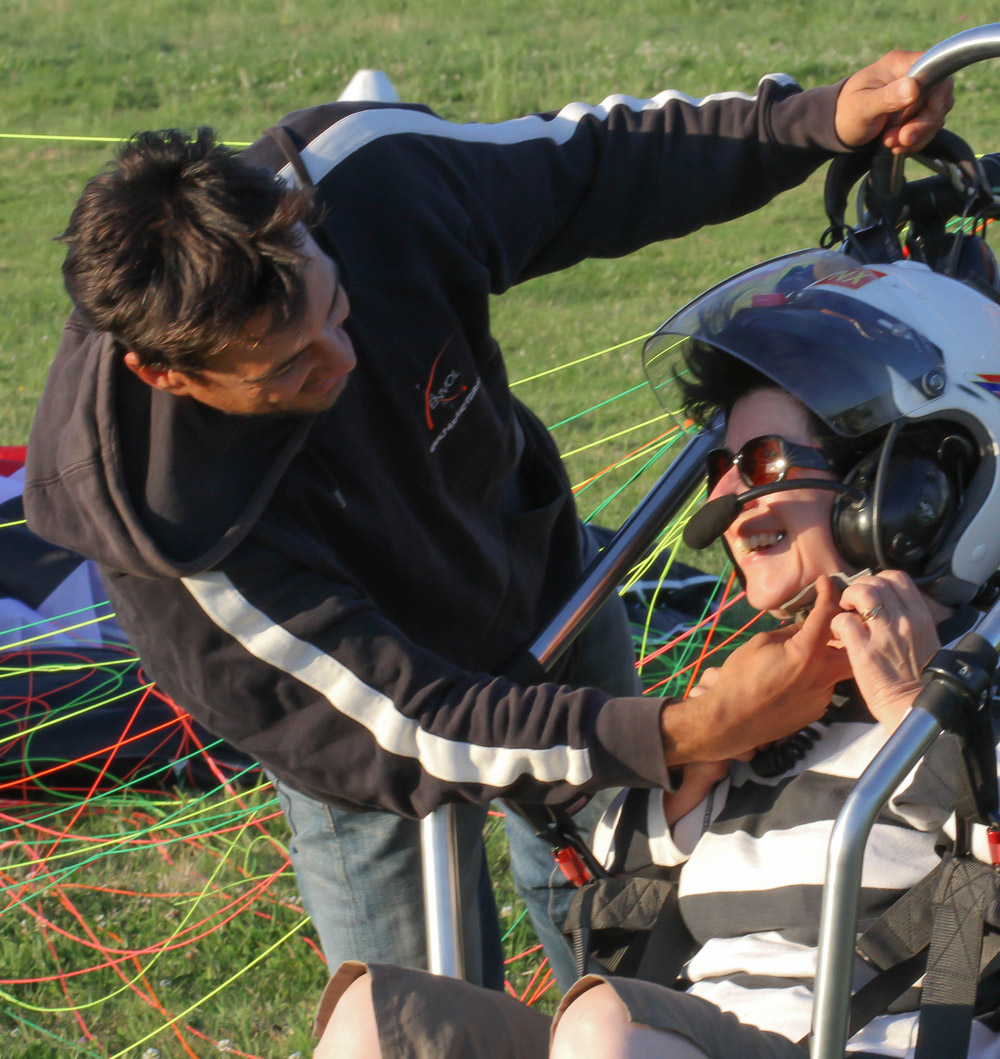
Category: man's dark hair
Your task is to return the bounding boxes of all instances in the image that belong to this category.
[60,127,316,373]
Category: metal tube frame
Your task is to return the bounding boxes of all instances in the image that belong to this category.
[420,805,465,977]
[810,602,1000,1056]
[421,426,719,976]
[809,708,943,1055]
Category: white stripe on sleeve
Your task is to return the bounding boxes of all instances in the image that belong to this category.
[182,570,593,788]
[278,75,797,187]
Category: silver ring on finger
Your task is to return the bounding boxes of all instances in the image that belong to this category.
[861,605,884,623]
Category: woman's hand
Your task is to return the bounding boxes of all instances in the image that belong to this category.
[831,570,941,732]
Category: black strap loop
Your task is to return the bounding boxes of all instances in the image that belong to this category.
[264,124,314,187]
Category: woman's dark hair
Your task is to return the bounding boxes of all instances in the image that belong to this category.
[60,128,317,373]
[677,339,873,477]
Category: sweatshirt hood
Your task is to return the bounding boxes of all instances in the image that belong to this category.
[24,312,313,577]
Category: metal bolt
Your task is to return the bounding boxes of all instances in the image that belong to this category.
[921,370,946,397]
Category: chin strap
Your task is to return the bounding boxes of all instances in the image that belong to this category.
[778,569,873,622]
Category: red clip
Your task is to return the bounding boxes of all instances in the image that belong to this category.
[988,826,1000,868]
[553,847,591,887]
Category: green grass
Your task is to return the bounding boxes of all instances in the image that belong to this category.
[0,787,322,1058]
[3,0,1000,447]
[4,0,1000,1053]
[0,783,556,1057]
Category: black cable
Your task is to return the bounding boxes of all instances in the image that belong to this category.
[870,420,902,571]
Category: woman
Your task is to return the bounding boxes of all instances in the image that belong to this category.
[547,362,978,1059]
[316,248,1000,1058]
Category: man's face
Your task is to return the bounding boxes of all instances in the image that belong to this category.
[144,234,356,416]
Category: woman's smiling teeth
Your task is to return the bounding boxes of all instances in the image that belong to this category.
[739,530,787,554]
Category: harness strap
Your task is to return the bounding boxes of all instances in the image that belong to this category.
[914,857,999,1058]
[564,873,686,981]
[792,856,1000,1053]
[632,882,696,987]
[856,859,943,969]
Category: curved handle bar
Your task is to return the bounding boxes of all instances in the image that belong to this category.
[876,23,1000,203]
[907,22,1000,92]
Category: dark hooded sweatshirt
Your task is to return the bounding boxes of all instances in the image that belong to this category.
[25,77,847,817]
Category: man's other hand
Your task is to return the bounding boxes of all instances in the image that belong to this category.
[834,49,954,154]
[660,576,853,765]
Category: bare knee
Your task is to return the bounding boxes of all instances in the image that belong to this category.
[551,983,632,1059]
[315,972,381,1059]
[551,983,712,1059]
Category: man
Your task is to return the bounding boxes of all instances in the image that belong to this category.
[24,50,951,988]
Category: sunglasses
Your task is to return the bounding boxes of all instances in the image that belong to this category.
[706,435,832,492]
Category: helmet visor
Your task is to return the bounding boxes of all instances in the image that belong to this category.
[644,249,945,438]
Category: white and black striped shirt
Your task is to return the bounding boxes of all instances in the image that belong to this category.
[595,618,1000,1056]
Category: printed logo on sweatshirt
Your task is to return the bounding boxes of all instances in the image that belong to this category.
[422,339,480,453]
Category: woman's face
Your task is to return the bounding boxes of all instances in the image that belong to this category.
[712,388,848,614]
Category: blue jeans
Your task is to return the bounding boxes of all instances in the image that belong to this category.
[270,781,502,987]
[272,531,640,989]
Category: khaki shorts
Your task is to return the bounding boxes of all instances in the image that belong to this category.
[315,963,808,1059]
[567,976,808,1059]
[316,962,551,1059]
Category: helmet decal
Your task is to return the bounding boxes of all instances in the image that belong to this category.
[971,374,1000,399]
[815,267,886,290]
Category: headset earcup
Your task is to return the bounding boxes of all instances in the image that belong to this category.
[833,453,955,572]
[832,477,875,571]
